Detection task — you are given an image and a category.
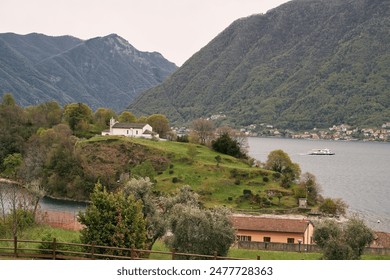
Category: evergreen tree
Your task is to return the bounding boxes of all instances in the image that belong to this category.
[78,183,146,256]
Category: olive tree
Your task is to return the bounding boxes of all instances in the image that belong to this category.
[121,177,167,251]
[313,217,374,260]
[165,186,235,258]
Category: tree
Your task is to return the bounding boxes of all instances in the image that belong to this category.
[298,172,322,206]
[313,217,374,260]
[167,204,235,258]
[0,181,37,237]
[118,111,136,123]
[215,126,249,155]
[319,198,348,216]
[0,93,31,170]
[121,177,167,251]
[215,155,222,167]
[78,183,146,255]
[2,153,23,179]
[26,101,63,128]
[190,118,214,145]
[186,144,198,162]
[163,186,235,258]
[344,217,375,259]
[131,160,157,181]
[265,150,301,186]
[94,108,116,130]
[63,103,93,136]
[147,114,170,138]
[211,132,245,158]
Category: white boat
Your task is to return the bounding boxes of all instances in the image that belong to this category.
[308,148,335,155]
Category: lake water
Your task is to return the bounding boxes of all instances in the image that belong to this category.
[247,137,390,232]
[40,196,87,214]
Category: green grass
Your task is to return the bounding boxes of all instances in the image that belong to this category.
[2,226,389,260]
[83,136,299,212]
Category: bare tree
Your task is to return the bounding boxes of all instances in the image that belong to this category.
[0,179,38,237]
[190,118,214,145]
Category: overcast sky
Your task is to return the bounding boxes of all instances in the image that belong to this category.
[1,0,291,66]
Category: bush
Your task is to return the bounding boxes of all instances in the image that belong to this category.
[172,177,179,183]
[243,189,252,198]
[211,133,245,158]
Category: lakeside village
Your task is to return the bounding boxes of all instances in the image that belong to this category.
[174,114,390,142]
[254,123,390,141]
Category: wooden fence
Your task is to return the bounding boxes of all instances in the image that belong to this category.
[237,241,390,255]
[0,237,257,260]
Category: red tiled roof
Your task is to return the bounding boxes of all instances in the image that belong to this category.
[372,232,390,248]
[231,215,311,234]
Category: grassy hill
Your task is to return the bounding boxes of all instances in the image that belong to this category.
[78,136,300,212]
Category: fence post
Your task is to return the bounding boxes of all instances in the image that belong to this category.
[171,248,176,260]
[213,251,218,260]
[131,246,136,260]
[13,235,18,258]
[91,242,96,260]
[52,238,57,260]
[257,255,261,260]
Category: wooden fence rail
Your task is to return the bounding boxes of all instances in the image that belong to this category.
[0,237,257,260]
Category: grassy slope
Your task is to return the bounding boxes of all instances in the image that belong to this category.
[83,136,298,211]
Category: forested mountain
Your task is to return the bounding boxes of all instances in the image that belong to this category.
[0,33,177,111]
[128,0,390,129]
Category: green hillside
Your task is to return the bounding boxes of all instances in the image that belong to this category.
[78,136,299,211]
[128,0,390,129]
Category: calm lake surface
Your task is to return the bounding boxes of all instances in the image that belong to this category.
[247,137,390,232]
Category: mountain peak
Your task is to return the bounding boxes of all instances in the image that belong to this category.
[127,0,390,129]
[0,33,177,111]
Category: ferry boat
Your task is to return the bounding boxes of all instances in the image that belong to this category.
[308,148,335,155]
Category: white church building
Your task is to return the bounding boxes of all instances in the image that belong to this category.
[101,118,159,139]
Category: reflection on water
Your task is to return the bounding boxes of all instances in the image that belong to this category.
[39,196,87,213]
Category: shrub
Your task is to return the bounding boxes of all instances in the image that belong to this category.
[243,189,252,198]
[211,133,246,158]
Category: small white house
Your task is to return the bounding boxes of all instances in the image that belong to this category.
[102,118,159,139]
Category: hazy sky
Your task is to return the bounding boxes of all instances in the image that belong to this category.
[1,0,291,66]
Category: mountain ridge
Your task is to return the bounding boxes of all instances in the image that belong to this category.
[128,0,390,129]
[0,33,177,111]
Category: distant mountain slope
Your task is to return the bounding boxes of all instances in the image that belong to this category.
[128,0,390,129]
[0,33,177,111]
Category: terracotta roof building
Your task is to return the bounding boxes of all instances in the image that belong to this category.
[371,232,390,248]
[231,215,314,245]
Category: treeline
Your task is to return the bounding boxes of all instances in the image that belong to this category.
[0,93,171,199]
[0,93,249,201]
